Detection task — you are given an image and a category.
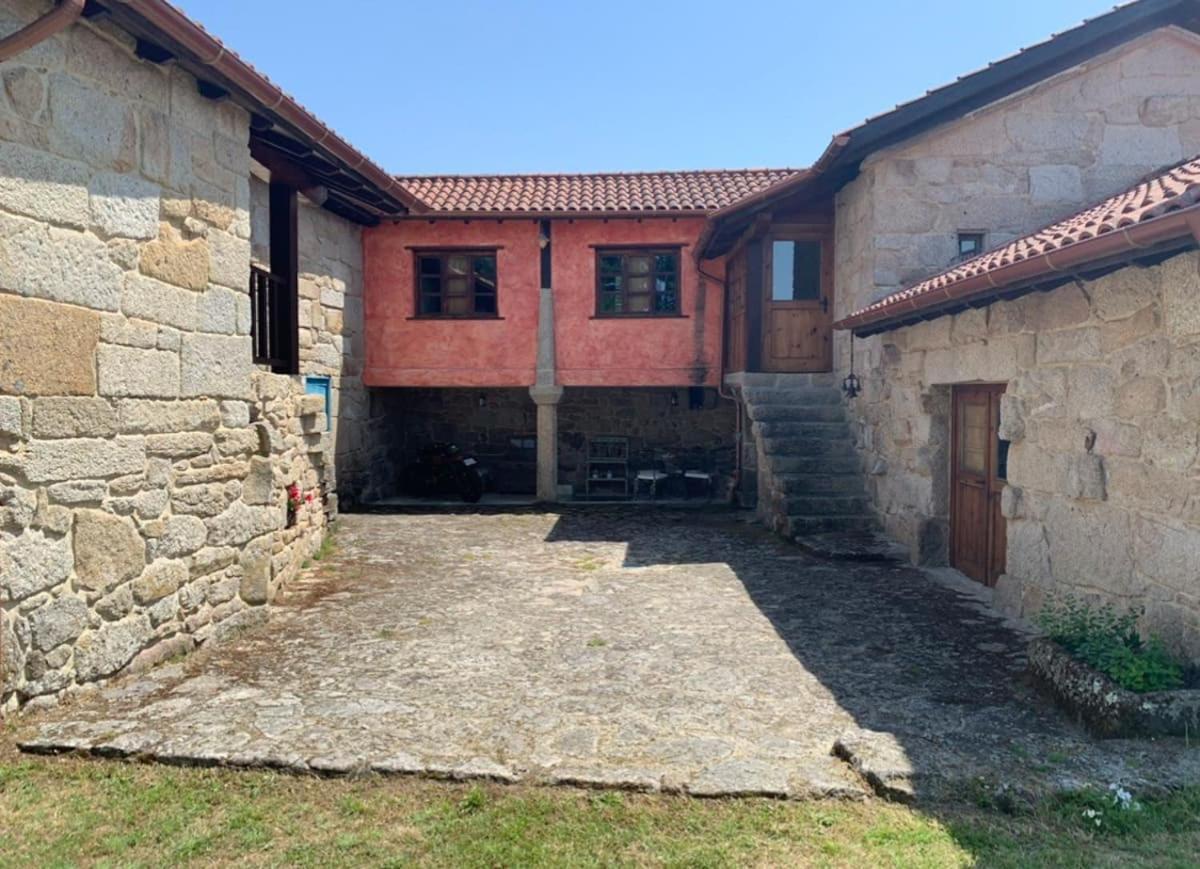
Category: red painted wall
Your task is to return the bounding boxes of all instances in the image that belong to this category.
[363,217,724,388]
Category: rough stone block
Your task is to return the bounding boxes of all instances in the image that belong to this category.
[1065,365,1116,420]
[1099,125,1182,167]
[180,333,253,399]
[0,141,90,227]
[22,436,145,483]
[100,314,158,349]
[139,223,209,291]
[0,295,100,396]
[74,614,152,681]
[215,429,258,457]
[73,509,145,593]
[0,215,123,311]
[0,531,73,602]
[47,73,137,171]
[66,25,168,108]
[0,395,22,438]
[1045,500,1133,596]
[31,397,117,439]
[122,272,198,332]
[98,344,179,399]
[1037,327,1102,366]
[207,229,249,290]
[1064,453,1107,502]
[150,515,208,560]
[89,173,160,240]
[197,286,242,334]
[1029,164,1083,204]
[132,560,187,605]
[997,394,1025,442]
[145,432,212,458]
[28,595,89,652]
[242,456,274,505]
[1162,252,1200,339]
[46,479,107,505]
[205,500,280,547]
[117,399,220,434]
[3,65,46,121]
[238,537,272,604]
[219,400,250,428]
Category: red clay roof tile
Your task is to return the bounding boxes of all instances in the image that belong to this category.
[837,156,1200,331]
[395,169,800,215]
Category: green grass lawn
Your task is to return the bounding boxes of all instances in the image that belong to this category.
[2,748,1199,868]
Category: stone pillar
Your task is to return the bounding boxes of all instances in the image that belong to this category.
[530,383,563,501]
[531,222,562,502]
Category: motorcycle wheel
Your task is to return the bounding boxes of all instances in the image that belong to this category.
[457,465,484,503]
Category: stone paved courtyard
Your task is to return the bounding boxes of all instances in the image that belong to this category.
[18,510,1200,801]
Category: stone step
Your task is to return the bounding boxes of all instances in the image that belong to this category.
[740,387,843,407]
[793,531,909,564]
[747,403,847,423]
[726,372,841,391]
[761,437,857,458]
[785,494,872,516]
[775,473,866,495]
[751,405,846,425]
[762,454,861,475]
[753,420,851,440]
[787,515,881,536]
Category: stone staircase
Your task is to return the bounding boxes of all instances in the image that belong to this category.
[728,373,881,541]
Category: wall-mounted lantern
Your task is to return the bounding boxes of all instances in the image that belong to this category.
[842,336,862,399]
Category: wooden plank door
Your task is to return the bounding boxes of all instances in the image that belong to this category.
[762,235,833,373]
[951,384,1008,586]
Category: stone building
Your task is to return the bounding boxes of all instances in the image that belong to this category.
[699,5,1200,658]
[3,0,1200,712]
[0,0,413,711]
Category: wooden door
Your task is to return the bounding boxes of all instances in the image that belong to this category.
[951,384,1008,586]
[762,234,833,372]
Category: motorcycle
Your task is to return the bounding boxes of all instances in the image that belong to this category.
[400,442,485,503]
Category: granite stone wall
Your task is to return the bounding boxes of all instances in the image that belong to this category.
[0,1,351,710]
[853,251,1200,659]
[249,176,383,504]
[826,25,1200,657]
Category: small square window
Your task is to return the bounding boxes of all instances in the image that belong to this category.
[957,232,986,260]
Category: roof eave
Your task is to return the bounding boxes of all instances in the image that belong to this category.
[390,209,713,221]
[834,205,1200,336]
[102,0,425,218]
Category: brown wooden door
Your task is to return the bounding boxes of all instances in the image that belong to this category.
[951,384,1008,586]
[762,234,833,372]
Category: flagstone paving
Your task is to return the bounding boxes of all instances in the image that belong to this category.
[18,510,1200,801]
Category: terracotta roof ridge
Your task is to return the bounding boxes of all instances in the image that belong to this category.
[395,167,802,181]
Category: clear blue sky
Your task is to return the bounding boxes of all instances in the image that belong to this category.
[177,0,1108,175]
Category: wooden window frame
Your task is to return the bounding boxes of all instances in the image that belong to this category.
[594,247,683,318]
[249,181,298,374]
[412,249,500,319]
[956,231,986,262]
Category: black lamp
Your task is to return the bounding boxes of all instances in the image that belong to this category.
[842,335,862,399]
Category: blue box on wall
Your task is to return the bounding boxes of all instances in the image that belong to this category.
[305,376,331,431]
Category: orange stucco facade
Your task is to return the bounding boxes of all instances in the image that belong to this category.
[362,217,725,388]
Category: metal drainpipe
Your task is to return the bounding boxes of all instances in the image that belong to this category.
[0,0,84,63]
[696,259,743,503]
